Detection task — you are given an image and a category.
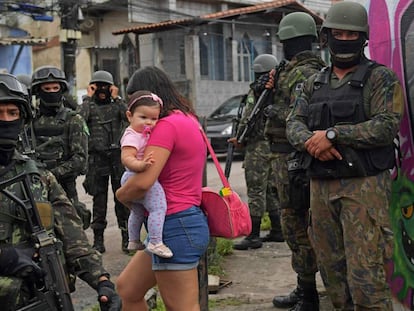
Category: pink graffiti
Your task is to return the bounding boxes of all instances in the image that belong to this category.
[369,0,414,181]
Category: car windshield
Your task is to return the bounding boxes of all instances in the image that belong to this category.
[209,96,242,119]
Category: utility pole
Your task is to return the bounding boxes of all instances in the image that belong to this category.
[59,0,81,98]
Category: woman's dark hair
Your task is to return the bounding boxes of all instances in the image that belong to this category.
[126,66,194,116]
[127,90,162,113]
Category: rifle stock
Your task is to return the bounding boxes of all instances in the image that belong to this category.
[0,171,74,311]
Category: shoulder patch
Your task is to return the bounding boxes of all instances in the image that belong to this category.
[295,82,304,92]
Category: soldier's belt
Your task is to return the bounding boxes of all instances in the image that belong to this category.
[269,142,294,153]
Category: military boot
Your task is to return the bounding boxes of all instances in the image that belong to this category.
[273,285,304,308]
[261,212,284,242]
[93,229,105,253]
[289,279,319,311]
[121,229,129,254]
[233,216,263,250]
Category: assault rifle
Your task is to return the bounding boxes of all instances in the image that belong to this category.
[224,94,247,178]
[0,167,74,311]
[237,60,286,145]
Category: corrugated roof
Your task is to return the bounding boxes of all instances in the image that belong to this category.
[113,0,323,35]
[0,37,48,46]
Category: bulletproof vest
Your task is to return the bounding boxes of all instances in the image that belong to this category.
[32,107,75,170]
[307,61,395,178]
[87,101,125,152]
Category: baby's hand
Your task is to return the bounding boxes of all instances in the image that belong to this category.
[141,151,155,170]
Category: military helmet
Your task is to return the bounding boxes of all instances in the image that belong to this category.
[31,66,69,94]
[321,2,369,38]
[277,12,317,41]
[90,70,114,85]
[252,54,278,73]
[0,73,32,123]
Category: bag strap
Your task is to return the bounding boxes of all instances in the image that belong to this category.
[198,126,231,189]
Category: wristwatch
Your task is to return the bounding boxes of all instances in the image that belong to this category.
[325,127,338,142]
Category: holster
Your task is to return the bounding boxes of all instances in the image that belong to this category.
[287,152,310,212]
[83,173,98,196]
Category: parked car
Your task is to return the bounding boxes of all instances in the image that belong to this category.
[205,94,245,154]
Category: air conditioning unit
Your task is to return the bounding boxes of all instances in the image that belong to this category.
[79,18,96,33]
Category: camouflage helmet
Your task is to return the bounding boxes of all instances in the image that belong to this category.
[252,54,278,73]
[321,2,369,39]
[31,66,68,94]
[90,70,114,85]
[277,12,317,41]
[0,73,32,124]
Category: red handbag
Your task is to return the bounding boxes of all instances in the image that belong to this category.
[199,129,252,239]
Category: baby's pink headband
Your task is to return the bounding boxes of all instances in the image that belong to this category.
[128,93,163,111]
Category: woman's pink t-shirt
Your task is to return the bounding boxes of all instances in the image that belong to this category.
[147,111,206,215]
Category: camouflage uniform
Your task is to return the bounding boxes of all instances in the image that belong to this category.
[30,100,91,229]
[0,152,108,308]
[242,90,279,220]
[286,61,403,309]
[78,95,130,251]
[233,89,282,250]
[265,50,324,284]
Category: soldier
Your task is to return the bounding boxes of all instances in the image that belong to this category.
[78,70,130,254]
[29,66,91,230]
[229,54,284,251]
[286,2,403,309]
[0,72,120,310]
[263,12,326,310]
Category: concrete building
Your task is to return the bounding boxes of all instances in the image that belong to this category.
[0,0,335,113]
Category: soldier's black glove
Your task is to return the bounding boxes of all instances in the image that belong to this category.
[97,279,122,311]
[0,246,44,279]
[250,73,271,95]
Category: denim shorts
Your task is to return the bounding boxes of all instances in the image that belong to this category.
[145,206,210,270]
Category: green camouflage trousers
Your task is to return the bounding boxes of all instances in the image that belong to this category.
[309,170,394,310]
[244,140,279,218]
[270,152,317,281]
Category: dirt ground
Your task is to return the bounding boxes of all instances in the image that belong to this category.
[70,159,333,310]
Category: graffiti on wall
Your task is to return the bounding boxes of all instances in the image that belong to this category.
[367,0,414,308]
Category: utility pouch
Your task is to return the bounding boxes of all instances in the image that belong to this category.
[287,152,310,211]
[83,174,97,196]
[36,201,54,230]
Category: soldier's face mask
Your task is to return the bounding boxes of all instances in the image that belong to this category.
[327,31,366,69]
[38,83,63,109]
[94,83,111,105]
[0,119,22,165]
[39,89,63,105]
[282,36,314,61]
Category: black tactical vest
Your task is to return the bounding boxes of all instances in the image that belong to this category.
[32,107,74,170]
[307,62,395,178]
[87,101,125,152]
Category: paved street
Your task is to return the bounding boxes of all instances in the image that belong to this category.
[71,157,249,310]
[70,157,331,310]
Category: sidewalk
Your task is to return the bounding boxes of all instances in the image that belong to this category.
[209,237,332,310]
